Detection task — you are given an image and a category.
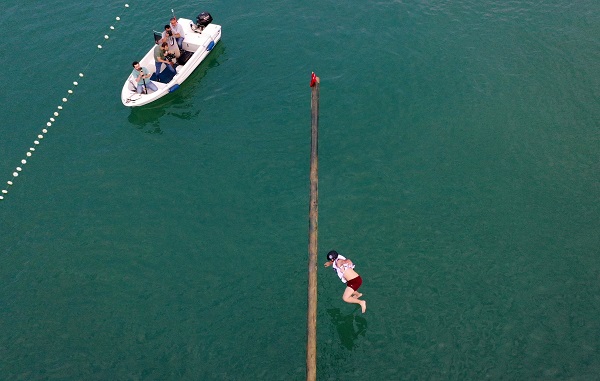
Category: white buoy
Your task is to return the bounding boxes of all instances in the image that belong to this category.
[2,5,133,201]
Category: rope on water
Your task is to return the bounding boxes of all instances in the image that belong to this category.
[0,4,131,201]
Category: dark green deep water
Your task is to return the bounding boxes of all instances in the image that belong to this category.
[1,1,599,379]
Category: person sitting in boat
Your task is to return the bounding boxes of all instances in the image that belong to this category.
[161,25,181,57]
[131,61,158,94]
[162,24,182,57]
[154,41,177,82]
[168,17,185,50]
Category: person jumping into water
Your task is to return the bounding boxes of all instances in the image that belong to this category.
[324,250,366,313]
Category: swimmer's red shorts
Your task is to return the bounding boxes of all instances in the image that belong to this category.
[346,276,362,291]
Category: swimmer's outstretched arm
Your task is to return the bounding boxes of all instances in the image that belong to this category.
[337,259,354,267]
[324,258,353,268]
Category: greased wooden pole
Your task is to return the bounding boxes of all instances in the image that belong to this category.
[307,72,320,381]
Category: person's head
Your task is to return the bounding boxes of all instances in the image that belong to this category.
[170,17,178,26]
[132,61,141,70]
[326,250,339,262]
[161,42,168,49]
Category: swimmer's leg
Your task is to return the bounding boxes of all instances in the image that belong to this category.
[343,286,366,313]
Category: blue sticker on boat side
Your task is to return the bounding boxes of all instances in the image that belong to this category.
[169,84,180,93]
[207,41,215,51]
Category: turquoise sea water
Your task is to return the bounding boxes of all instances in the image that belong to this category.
[1,1,599,379]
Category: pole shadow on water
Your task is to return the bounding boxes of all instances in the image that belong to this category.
[327,308,368,350]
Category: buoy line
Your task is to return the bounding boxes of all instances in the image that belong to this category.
[0,4,131,201]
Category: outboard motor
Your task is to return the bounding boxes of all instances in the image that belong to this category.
[196,12,213,27]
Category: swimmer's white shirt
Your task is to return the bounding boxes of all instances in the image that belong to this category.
[332,254,355,283]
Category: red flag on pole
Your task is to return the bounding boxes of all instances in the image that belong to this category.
[310,72,317,87]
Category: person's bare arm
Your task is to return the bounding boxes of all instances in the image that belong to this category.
[337,259,354,267]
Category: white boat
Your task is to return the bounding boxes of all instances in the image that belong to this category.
[121,12,221,107]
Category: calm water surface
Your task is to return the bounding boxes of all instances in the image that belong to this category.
[1,0,598,379]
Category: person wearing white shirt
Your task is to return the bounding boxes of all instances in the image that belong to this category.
[165,17,184,50]
[324,250,367,313]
